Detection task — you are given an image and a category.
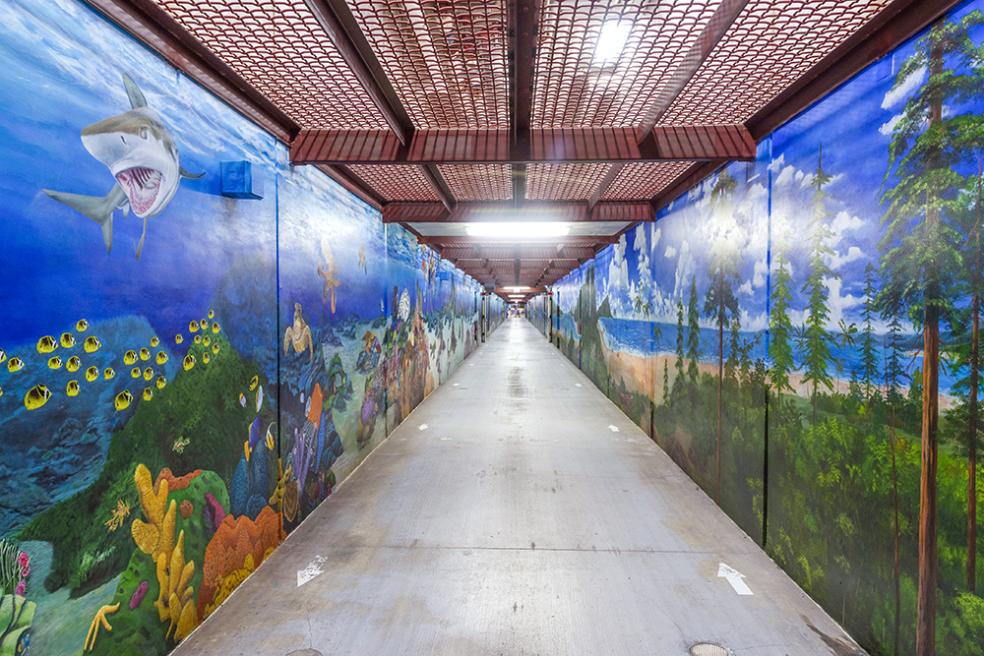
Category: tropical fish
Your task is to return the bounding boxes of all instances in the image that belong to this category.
[182,354,195,371]
[130,367,141,379]
[265,425,275,451]
[83,336,102,353]
[123,350,137,365]
[202,352,210,365]
[0,349,6,364]
[249,375,259,392]
[243,440,251,463]
[138,347,150,361]
[60,332,76,348]
[208,309,215,320]
[202,336,211,347]
[211,321,220,334]
[193,335,202,345]
[48,356,63,370]
[239,392,246,407]
[255,386,263,412]
[172,435,190,454]
[0,385,3,398]
[155,351,168,365]
[155,375,167,390]
[143,367,153,381]
[9,356,28,372]
[66,356,81,372]
[142,387,153,401]
[188,320,199,333]
[104,367,116,381]
[76,318,89,332]
[150,336,159,348]
[24,384,51,411]
[42,73,203,258]
[85,366,100,382]
[199,319,208,331]
[211,343,220,355]
[175,333,184,345]
[37,335,58,354]
[114,390,133,411]
[66,380,80,397]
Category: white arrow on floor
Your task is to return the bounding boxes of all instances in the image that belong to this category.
[608,425,620,432]
[717,562,753,595]
[297,555,326,588]
[418,423,429,431]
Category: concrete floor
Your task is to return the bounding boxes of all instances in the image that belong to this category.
[175,319,865,656]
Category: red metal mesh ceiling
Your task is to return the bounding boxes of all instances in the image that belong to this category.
[348,165,440,200]
[347,0,510,128]
[438,164,513,200]
[659,0,894,125]
[532,0,722,128]
[602,162,694,200]
[526,163,610,200]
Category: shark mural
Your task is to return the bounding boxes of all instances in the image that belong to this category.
[43,73,202,258]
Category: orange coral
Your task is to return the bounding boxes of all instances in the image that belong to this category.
[179,500,193,519]
[307,383,323,426]
[197,506,281,617]
[155,468,202,492]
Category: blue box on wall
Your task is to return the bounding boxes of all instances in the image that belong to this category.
[220,160,263,199]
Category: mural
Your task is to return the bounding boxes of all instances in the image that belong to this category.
[0,1,496,655]
[544,2,984,654]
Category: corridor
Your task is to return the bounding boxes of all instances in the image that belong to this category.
[175,319,862,656]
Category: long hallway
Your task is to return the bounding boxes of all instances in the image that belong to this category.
[175,319,863,656]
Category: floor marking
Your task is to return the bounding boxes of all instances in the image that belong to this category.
[418,423,429,431]
[452,383,459,387]
[297,555,326,587]
[608,425,620,432]
[717,562,753,595]
[575,383,582,388]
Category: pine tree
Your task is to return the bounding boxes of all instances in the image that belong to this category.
[883,305,906,656]
[686,276,701,393]
[673,298,686,403]
[726,317,741,383]
[860,263,879,402]
[801,147,837,422]
[663,359,670,406]
[879,14,983,650]
[769,249,795,396]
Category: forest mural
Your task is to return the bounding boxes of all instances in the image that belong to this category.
[0,1,499,655]
[541,2,984,654]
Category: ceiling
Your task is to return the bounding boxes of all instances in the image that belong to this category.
[87,0,957,302]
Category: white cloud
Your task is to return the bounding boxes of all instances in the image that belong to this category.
[664,245,677,259]
[828,210,865,246]
[752,260,768,288]
[672,240,696,300]
[881,65,926,109]
[738,280,754,296]
[879,113,903,136]
[824,276,863,329]
[826,245,865,270]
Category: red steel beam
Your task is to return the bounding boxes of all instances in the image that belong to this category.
[291,126,755,164]
[382,200,651,223]
[416,235,618,247]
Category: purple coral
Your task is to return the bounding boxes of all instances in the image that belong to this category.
[129,580,148,609]
[203,492,226,532]
[15,580,25,596]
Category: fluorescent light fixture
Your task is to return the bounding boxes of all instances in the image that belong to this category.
[594,19,631,64]
[505,286,530,292]
[465,222,571,239]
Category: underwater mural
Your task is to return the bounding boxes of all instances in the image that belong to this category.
[543,2,984,654]
[0,1,496,655]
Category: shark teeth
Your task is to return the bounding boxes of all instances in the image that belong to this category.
[116,166,162,216]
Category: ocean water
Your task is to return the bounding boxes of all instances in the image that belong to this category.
[598,317,957,395]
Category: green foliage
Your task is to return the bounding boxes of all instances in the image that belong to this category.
[769,249,795,394]
[861,263,879,401]
[686,276,701,390]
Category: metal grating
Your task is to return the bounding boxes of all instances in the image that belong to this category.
[152,1,390,129]
[348,165,440,200]
[602,162,694,200]
[532,0,722,128]
[659,0,894,125]
[526,163,610,200]
[347,0,510,128]
[438,164,513,200]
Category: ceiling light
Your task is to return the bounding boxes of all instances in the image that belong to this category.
[505,286,530,292]
[465,222,571,239]
[594,19,631,64]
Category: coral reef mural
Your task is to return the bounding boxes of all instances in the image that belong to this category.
[540,2,984,654]
[0,1,498,654]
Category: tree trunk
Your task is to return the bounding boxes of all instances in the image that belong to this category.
[915,39,943,656]
[890,411,901,656]
[968,292,979,592]
[717,315,723,503]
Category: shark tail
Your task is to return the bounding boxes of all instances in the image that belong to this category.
[43,187,122,253]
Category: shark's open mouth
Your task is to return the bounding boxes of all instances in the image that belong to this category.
[115,166,162,215]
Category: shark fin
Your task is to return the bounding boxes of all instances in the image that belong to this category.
[43,185,125,254]
[179,166,205,180]
[121,73,147,110]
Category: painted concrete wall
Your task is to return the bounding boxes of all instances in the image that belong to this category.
[542,2,984,653]
[0,1,499,654]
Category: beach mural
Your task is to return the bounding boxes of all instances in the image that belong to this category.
[543,2,984,654]
[0,1,496,655]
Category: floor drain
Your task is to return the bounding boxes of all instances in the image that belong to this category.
[689,643,731,656]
